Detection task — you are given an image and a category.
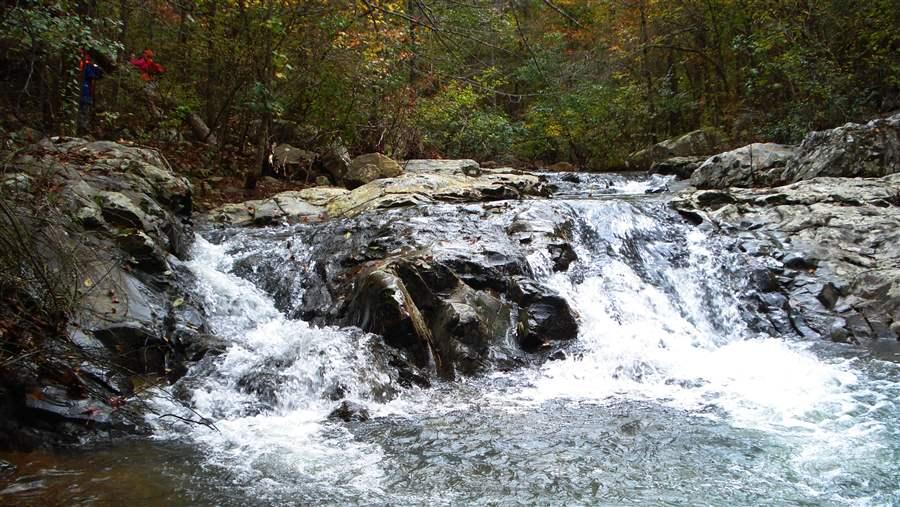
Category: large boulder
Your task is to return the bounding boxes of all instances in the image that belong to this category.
[208,169,550,225]
[650,156,708,179]
[345,153,403,188]
[509,277,579,350]
[627,128,724,170]
[271,144,316,180]
[317,142,352,183]
[207,187,340,226]
[218,199,581,379]
[328,400,370,422]
[690,143,796,188]
[342,256,577,378]
[690,113,900,189]
[781,113,900,182]
[325,171,549,218]
[0,137,213,449]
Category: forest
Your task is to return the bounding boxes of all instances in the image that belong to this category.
[2,0,898,175]
[2,1,900,503]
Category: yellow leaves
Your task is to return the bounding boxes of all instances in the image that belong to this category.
[545,123,564,139]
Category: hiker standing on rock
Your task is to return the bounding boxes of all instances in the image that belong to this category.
[78,50,104,133]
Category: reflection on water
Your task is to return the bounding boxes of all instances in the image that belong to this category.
[0,441,199,506]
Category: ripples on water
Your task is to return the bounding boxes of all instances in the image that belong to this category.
[2,174,898,506]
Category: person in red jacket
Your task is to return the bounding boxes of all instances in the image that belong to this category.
[129,49,165,81]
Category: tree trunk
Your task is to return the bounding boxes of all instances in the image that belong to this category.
[639,0,656,141]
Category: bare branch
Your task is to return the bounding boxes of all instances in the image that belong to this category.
[542,0,583,28]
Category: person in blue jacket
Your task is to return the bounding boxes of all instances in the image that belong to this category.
[78,50,104,133]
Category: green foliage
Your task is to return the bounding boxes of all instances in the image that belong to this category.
[1,1,121,132]
[516,81,650,168]
[1,0,896,166]
[416,83,518,159]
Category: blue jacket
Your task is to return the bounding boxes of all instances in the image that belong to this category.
[80,63,103,104]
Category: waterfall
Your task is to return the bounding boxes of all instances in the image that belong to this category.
[148,177,899,505]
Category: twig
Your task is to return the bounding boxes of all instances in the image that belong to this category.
[156,413,220,432]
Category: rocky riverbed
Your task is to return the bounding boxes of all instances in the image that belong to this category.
[0,116,898,505]
[672,112,900,353]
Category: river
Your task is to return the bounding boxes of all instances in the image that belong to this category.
[2,173,898,506]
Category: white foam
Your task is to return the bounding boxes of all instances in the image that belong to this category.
[149,236,391,495]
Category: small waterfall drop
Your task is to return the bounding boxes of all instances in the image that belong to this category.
[150,176,899,505]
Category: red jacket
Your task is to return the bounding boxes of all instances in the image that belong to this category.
[130,55,165,81]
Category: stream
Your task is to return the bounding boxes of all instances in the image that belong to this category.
[2,173,899,506]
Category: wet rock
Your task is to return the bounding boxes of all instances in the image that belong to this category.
[782,252,817,271]
[227,199,578,380]
[691,143,796,188]
[116,230,169,273]
[627,128,723,170]
[560,173,580,183]
[344,266,437,369]
[650,156,707,179]
[430,283,514,374]
[181,333,228,361]
[816,282,841,309]
[509,277,579,350]
[328,400,370,422]
[689,113,900,189]
[675,163,900,348]
[343,257,524,377]
[24,386,112,424]
[167,291,212,350]
[749,268,779,293]
[692,190,736,209]
[0,459,15,478]
[403,159,480,176]
[890,321,900,339]
[548,242,577,271]
[0,137,205,447]
[548,349,567,361]
[238,370,289,408]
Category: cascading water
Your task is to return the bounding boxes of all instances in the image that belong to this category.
[144,173,899,506]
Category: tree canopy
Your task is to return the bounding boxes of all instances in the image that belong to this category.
[2,0,898,170]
